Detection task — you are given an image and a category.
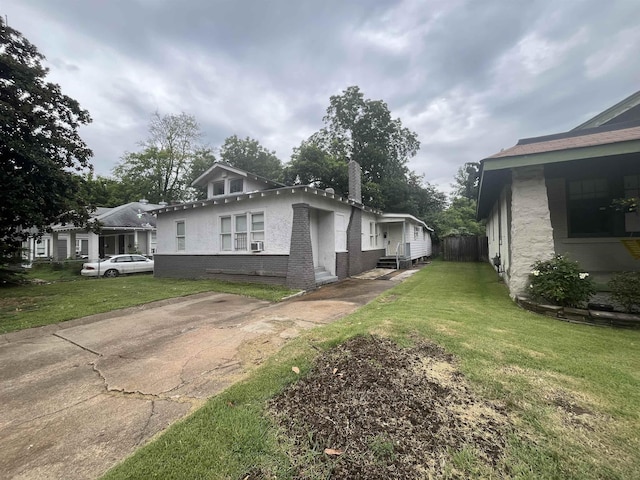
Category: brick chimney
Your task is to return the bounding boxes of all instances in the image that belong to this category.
[348,160,362,203]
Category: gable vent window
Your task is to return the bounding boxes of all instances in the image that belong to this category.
[229,178,243,193]
[213,181,225,196]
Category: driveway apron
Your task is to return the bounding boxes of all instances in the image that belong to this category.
[0,274,408,479]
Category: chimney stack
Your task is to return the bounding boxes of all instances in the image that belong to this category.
[348,160,362,203]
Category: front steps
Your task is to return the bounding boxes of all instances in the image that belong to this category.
[376,256,398,269]
[315,267,338,286]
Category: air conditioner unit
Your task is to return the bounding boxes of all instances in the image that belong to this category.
[250,241,264,252]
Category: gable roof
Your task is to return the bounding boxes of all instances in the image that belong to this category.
[191,162,285,189]
[572,90,640,131]
[53,201,162,232]
[477,90,640,219]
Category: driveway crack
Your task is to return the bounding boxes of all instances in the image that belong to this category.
[136,400,156,445]
[52,332,101,356]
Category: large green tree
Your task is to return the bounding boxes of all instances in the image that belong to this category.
[219,135,283,181]
[305,86,419,209]
[286,86,443,221]
[432,161,485,238]
[113,113,213,203]
[452,162,480,201]
[0,18,94,273]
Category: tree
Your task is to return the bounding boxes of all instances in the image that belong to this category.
[113,113,211,203]
[284,142,348,193]
[0,18,94,278]
[434,197,485,238]
[78,174,133,207]
[452,162,480,201]
[287,86,429,212]
[219,135,283,181]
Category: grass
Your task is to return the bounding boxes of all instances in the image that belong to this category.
[101,261,640,479]
[0,267,297,334]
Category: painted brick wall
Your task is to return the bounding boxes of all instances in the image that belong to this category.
[286,203,316,290]
[336,252,349,279]
[154,254,289,286]
[347,206,363,276]
[362,249,385,270]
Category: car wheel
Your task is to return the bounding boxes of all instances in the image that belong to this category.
[104,269,119,278]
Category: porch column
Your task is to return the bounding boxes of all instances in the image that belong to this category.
[51,232,59,261]
[134,231,139,253]
[286,203,316,290]
[68,232,76,258]
[87,232,99,261]
[509,165,555,298]
[346,206,363,276]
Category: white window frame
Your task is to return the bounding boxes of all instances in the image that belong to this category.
[369,222,379,248]
[229,178,244,193]
[212,180,225,196]
[220,211,264,252]
[176,220,186,251]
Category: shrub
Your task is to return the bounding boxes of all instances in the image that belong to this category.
[608,272,640,313]
[528,254,596,307]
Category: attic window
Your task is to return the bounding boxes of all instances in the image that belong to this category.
[213,181,224,196]
[229,178,243,193]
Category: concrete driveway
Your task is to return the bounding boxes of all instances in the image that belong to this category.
[0,272,414,479]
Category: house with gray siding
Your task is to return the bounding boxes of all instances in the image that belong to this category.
[152,161,432,290]
[477,90,640,298]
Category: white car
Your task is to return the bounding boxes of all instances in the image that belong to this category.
[81,255,154,277]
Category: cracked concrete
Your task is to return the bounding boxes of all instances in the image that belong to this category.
[0,273,413,479]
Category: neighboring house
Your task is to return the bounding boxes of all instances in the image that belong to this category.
[152,161,432,290]
[22,200,161,263]
[477,90,640,298]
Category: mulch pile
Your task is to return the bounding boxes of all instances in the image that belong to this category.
[264,335,514,479]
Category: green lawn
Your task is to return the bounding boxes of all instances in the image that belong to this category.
[0,272,297,334]
[102,261,640,479]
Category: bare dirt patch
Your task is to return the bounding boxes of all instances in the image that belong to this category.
[263,335,515,479]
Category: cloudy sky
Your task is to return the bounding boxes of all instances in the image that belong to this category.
[5,0,640,195]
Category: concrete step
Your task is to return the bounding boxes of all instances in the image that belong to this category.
[314,268,339,285]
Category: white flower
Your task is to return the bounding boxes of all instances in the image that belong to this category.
[531,270,540,276]
[579,273,589,279]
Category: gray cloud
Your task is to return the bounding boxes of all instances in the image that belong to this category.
[5,0,640,197]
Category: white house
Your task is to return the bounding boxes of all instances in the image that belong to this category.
[152,161,432,290]
[23,201,161,263]
[477,90,640,298]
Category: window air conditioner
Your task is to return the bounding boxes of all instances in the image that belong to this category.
[250,241,264,252]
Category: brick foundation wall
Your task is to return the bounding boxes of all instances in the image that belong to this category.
[362,249,385,270]
[154,254,289,286]
[336,252,349,279]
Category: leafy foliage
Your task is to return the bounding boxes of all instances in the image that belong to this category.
[0,18,94,278]
[435,197,485,238]
[528,255,596,307]
[112,113,214,203]
[452,162,480,201]
[608,272,640,313]
[285,143,348,193]
[220,135,283,181]
[286,86,444,223]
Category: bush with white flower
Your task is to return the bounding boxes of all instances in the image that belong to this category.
[528,254,596,307]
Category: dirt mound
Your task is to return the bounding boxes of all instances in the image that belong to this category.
[266,335,513,479]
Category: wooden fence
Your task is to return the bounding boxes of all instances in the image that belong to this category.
[442,235,488,262]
